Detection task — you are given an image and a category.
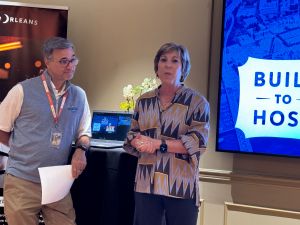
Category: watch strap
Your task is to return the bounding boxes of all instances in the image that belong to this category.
[159,139,168,153]
[76,144,89,152]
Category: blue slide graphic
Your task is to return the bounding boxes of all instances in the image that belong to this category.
[217,0,300,157]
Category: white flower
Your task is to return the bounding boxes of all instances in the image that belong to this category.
[120,77,158,112]
[152,79,158,86]
[141,78,158,93]
[123,84,135,98]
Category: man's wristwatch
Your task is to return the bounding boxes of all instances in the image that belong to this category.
[76,144,90,152]
[159,139,168,153]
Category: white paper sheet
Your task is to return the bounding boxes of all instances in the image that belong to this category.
[38,165,74,205]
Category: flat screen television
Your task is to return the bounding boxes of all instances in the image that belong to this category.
[216,0,300,157]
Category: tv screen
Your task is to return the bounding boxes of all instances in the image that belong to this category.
[216,0,300,157]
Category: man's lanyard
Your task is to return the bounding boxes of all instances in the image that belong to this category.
[41,74,68,124]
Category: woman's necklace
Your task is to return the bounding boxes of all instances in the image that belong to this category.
[161,100,172,110]
[159,85,180,111]
[159,94,174,110]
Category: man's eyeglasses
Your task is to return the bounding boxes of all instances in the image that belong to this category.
[52,57,79,67]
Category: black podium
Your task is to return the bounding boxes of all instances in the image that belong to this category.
[71,147,137,225]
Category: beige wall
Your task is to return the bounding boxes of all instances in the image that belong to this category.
[6,0,212,111]
[3,0,300,224]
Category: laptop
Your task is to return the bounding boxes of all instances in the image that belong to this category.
[90,110,132,148]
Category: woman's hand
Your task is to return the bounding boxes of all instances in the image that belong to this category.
[132,134,159,154]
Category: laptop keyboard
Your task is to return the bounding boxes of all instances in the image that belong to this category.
[90,139,124,148]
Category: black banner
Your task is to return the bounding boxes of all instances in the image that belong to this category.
[0,2,68,224]
[0,1,68,101]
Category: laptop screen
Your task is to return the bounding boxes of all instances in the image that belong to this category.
[91,111,132,141]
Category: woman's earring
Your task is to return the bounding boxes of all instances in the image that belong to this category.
[180,75,184,82]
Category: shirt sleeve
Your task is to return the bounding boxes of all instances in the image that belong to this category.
[0,84,23,132]
[179,97,210,167]
[76,93,92,138]
[123,99,141,157]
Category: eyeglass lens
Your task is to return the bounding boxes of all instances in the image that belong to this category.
[58,57,79,66]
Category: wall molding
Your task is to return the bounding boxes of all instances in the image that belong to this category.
[199,168,232,183]
[199,168,300,188]
[199,199,204,225]
[224,202,300,225]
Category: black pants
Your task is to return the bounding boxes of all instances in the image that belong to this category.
[133,192,199,225]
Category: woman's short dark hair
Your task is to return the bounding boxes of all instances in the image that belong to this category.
[154,42,191,82]
[42,37,74,59]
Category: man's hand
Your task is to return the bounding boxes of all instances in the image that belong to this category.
[71,149,87,178]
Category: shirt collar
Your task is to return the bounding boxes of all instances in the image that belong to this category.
[155,84,185,99]
[43,70,71,97]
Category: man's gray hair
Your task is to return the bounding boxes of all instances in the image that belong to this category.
[42,37,75,59]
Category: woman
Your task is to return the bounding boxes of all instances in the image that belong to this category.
[124,42,210,225]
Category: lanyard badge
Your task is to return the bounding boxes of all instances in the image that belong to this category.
[50,130,62,148]
[41,74,68,149]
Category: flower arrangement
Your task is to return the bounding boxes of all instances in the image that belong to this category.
[120,77,159,112]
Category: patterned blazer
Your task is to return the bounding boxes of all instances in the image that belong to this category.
[124,85,210,206]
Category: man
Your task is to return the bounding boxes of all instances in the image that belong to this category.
[0,37,91,225]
